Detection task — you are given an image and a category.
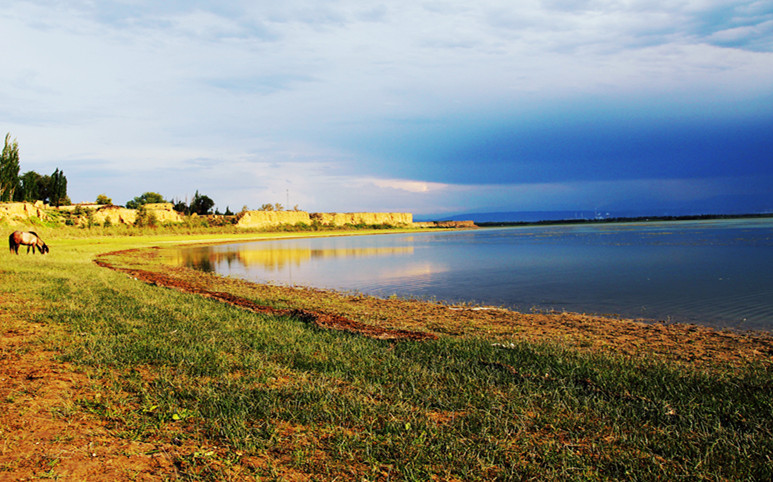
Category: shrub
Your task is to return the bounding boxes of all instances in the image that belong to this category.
[96,194,112,205]
[134,207,158,228]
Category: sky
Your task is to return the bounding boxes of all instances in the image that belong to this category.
[2,0,772,218]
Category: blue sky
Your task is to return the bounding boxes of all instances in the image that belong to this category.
[2,1,772,216]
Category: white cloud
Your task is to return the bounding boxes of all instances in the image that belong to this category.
[370,178,451,193]
[1,1,772,214]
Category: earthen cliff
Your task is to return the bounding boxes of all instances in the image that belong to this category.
[2,202,473,230]
[235,211,413,229]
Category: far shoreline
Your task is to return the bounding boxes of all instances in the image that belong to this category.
[472,211,773,228]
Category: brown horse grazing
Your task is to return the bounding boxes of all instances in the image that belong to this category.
[8,231,49,255]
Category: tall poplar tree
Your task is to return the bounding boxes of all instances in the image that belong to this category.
[0,133,20,202]
[50,168,68,206]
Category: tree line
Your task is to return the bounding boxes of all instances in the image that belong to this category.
[1,134,69,206]
[2,133,296,215]
[125,190,223,216]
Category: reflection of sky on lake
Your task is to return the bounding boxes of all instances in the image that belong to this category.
[171,219,773,331]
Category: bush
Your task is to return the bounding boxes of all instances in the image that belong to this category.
[96,194,112,205]
[134,207,158,228]
[126,192,166,210]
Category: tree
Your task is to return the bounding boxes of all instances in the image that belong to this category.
[17,171,42,202]
[38,174,52,204]
[96,194,112,205]
[258,203,284,211]
[12,168,65,205]
[190,190,215,215]
[126,192,166,209]
[0,133,20,202]
[173,199,188,214]
[49,168,68,206]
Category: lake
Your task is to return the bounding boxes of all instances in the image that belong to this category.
[168,218,773,331]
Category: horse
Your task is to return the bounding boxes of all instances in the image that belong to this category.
[8,231,49,255]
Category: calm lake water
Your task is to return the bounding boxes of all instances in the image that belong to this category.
[169,219,773,331]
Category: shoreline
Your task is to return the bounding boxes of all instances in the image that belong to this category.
[474,212,773,228]
[156,226,773,335]
[101,244,773,369]
[151,225,440,246]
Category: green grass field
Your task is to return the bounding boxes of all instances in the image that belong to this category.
[2,228,771,480]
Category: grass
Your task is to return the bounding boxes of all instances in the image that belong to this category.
[2,229,772,480]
